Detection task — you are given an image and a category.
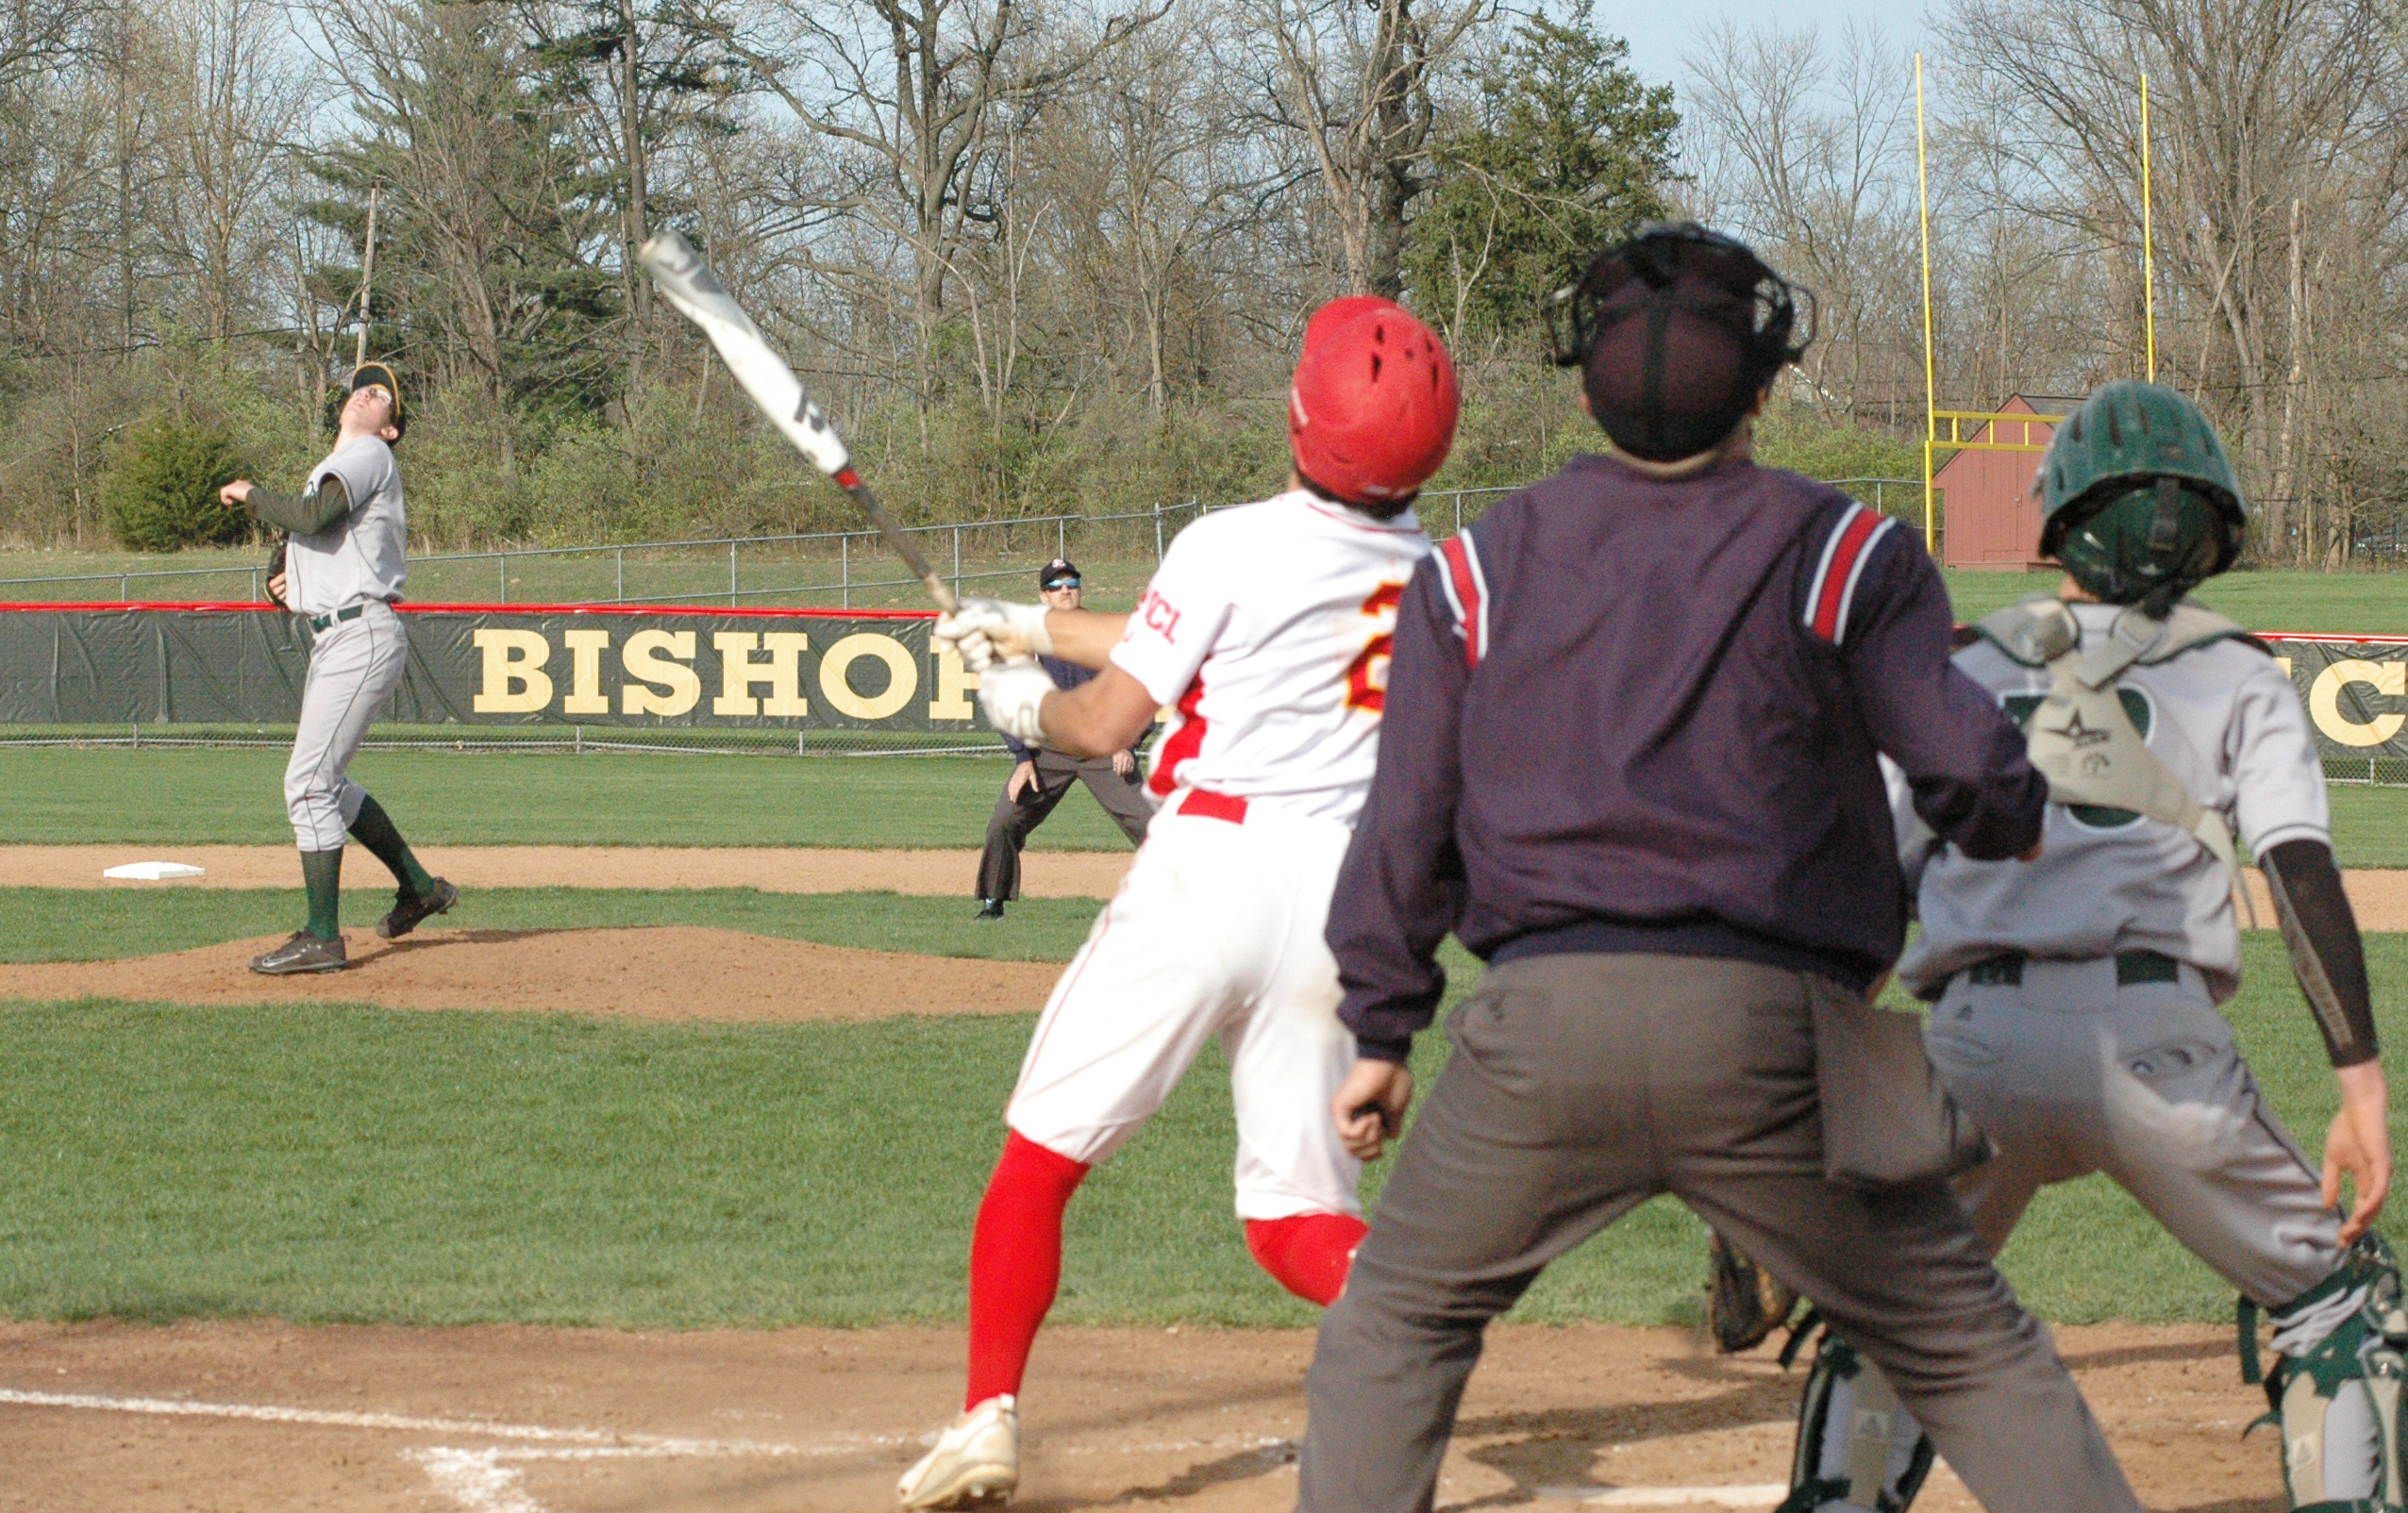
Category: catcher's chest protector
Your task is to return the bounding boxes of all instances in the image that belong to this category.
[1976,597,2253,915]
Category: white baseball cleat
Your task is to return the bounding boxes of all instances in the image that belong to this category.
[897,1394,1019,1509]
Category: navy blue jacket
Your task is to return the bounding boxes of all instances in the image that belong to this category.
[1329,452,2046,1060]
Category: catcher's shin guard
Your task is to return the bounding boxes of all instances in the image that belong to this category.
[1778,1332,1934,1513]
[2243,1235,2408,1511]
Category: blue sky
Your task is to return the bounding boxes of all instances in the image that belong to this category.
[1610,0,1933,87]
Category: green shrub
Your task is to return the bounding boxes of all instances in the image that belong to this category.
[102,415,248,552]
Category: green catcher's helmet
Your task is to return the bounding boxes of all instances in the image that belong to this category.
[2036,380,2247,614]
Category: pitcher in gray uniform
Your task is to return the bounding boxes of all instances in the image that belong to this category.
[218,363,456,974]
[1775,382,2398,1513]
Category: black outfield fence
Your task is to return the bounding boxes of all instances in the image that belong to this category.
[0,607,2403,777]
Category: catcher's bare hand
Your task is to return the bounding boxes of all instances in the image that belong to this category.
[2326,1059,2392,1242]
[1111,748,1135,779]
[218,480,255,508]
[1332,1057,1413,1161]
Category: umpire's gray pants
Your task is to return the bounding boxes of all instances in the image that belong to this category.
[284,602,408,851]
[975,748,1154,901]
[1297,953,2141,1513]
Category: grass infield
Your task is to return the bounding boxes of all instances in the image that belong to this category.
[0,887,1105,964]
[0,932,2395,1329]
[7,746,2408,864]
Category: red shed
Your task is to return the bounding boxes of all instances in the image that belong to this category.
[1936,394,2082,570]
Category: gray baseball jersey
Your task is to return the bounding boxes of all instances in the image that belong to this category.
[1893,601,2328,1002]
[286,437,407,616]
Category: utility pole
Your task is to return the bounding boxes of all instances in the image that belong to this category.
[355,186,379,368]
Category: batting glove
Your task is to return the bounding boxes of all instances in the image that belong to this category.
[978,657,1054,744]
[935,598,1052,672]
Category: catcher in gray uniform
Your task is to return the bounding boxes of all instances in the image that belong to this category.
[218,363,456,974]
[1770,381,2397,1513]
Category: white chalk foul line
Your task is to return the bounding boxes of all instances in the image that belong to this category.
[1531,1486,1791,1508]
[2,1385,918,1513]
[0,1385,895,1458]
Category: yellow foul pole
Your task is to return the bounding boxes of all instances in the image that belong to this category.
[2141,73,2156,381]
[1916,54,1937,553]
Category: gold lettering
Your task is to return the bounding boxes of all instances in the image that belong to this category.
[621,628,701,717]
[471,628,553,713]
[818,632,919,720]
[561,628,610,714]
[928,641,978,720]
[712,630,811,716]
[2309,658,2406,748]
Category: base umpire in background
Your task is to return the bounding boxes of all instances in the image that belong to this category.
[1296,224,2142,1512]
[219,363,455,974]
[974,557,1152,919]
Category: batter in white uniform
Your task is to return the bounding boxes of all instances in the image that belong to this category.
[1776,382,2397,1513]
[895,297,1460,1511]
[220,364,456,974]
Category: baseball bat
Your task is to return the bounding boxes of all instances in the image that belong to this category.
[637,229,960,613]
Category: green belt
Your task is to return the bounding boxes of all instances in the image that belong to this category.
[1964,950,2182,989]
[307,604,366,633]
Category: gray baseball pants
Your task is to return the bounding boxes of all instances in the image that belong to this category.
[1927,958,2341,1306]
[1296,952,2142,1513]
[976,747,1154,901]
[284,602,409,851]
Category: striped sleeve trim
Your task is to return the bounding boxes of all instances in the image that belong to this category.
[1435,531,1490,669]
[1803,503,1899,646]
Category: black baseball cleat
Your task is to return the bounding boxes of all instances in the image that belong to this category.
[250,931,348,974]
[975,898,1006,921]
[377,877,459,939]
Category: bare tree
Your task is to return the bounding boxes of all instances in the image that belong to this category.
[1248,0,1491,298]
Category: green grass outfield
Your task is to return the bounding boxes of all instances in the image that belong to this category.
[0,877,2397,1329]
[8,746,2408,863]
[1939,566,2408,633]
[0,748,1139,850]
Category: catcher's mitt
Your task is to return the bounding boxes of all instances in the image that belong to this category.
[1706,1229,1800,1353]
[264,536,289,608]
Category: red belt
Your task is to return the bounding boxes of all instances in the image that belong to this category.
[1176,789,1249,824]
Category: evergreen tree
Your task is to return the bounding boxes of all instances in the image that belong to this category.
[1403,3,1677,341]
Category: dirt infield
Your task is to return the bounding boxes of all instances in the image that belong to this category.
[0,844,1132,896]
[0,927,1060,1021]
[0,1318,2272,1512]
[11,842,2403,930]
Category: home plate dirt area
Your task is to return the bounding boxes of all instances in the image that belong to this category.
[0,1319,2273,1513]
[0,843,2298,1511]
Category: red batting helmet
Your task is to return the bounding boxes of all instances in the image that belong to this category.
[1288,296,1460,506]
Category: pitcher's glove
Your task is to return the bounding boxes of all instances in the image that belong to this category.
[264,537,290,608]
[1706,1229,1800,1353]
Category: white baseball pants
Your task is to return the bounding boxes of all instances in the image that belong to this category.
[1006,793,1363,1220]
[284,603,409,851]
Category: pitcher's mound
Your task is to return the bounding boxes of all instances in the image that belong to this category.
[0,927,1061,1023]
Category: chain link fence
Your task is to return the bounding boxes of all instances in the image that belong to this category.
[0,490,1520,612]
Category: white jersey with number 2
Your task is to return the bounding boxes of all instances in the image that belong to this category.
[1004,487,1429,1222]
[1111,489,1430,825]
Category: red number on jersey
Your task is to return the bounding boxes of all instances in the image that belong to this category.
[1344,582,1406,712]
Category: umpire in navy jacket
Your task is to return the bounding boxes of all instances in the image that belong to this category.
[1296,225,2142,1513]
